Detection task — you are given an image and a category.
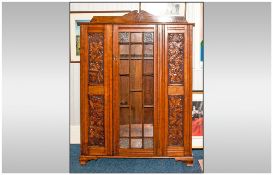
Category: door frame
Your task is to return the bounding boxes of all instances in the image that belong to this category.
[112,24,159,156]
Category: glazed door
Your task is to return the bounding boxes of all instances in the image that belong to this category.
[113,25,158,156]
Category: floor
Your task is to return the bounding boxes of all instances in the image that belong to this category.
[70,144,203,173]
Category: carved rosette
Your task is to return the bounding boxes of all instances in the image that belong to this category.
[88,95,105,146]
[168,95,184,146]
[88,32,104,85]
[168,33,184,85]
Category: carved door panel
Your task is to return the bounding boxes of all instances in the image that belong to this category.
[113,25,159,156]
[164,25,192,157]
[80,24,112,156]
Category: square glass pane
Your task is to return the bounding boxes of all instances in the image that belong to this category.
[144,124,153,137]
[119,76,129,105]
[120,108,129,137]
[131,124,142,137]
[119,60,129,74]
[131,44,142,58]
[144,60,154,75]
[144,76,154,105]
[131,33,142,42]
[130,60,142,90]
[130,92,142,124]
[119,32,129,43]
[144,138,153,148]
[120,138,129,148]
[144,44,153,55]
[144,32,154,43]
[131,139,142,148]
[120,45,129,55]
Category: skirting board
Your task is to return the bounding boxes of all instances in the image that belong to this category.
[70,125,203,148]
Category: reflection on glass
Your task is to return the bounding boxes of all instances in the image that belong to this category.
[131,139,142,148]
[120,138,129,148]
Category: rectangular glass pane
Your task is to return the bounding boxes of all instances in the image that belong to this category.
[144,76,154,105]
[131,139,142,148]
[120,44,129,59]
[131,33,142,42]
[119,60,129,74]
[144,60,154,75]
[131,124,142,137]
[119,76,129,105]
[144,124,153,137]
[120,138,129,148]
[130,60,142,90]
[120,108,129,137]
[144,138,153,148]
[131,44,142,59]
[130,92,142,124]
[144,44,153,55]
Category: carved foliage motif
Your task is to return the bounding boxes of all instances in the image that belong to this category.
[168,33,184,85]
[168,95,184,146]
[88,95,105,146]
[88,33,104,85]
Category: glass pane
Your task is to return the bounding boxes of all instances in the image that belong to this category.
[130,60,142,90]
[119,45,129,55]
[119,32,129,43]
[131,124,142,137]
[144,60,153,75]
[120,108,129,137]
[120,138,129,148]
[144,76,154,105]
[130,92,142,136]
[144,138,153,148]
[144,123,153,137]
[144,44,153,55]
[119,60,129,74]
[131,139,142,148]
[131,33,142,42]
[144,108,153,124]
[131,44,142,59]
[120,76,129,105]
[144,32,154,43]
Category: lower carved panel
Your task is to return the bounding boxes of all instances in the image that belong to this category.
[88,95,105,146]
[168,95,184,146]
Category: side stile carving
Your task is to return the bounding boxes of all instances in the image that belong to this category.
[88,33,104,85]
[88,95,105,146]
[168,33,184,85]
[168,95,184,146]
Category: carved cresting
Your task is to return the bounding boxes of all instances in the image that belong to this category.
[88,95,105,146]
[88,33,104,85]
[168,33,184,85]
[168,95,184,146]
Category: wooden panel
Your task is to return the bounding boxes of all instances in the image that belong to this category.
[89,86,104,95]
[168,86,184,95]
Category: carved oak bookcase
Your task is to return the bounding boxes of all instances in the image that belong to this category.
[80,11,194,166]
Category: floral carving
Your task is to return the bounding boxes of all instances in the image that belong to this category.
[88,33,104,85]
[144,32,153,43]
[168,95,183,146]
[88,95,105,146]
[168,33,184,85]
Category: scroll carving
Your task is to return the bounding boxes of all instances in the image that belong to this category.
[88,95,105,146]
[88,32,104,85]
[168,33,184,85]
[168,95,183,146]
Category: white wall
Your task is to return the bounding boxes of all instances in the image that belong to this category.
[70,3,203,144]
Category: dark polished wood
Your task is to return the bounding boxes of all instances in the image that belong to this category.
[80,11,194,166]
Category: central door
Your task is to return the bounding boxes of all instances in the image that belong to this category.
[113,25,158,156]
